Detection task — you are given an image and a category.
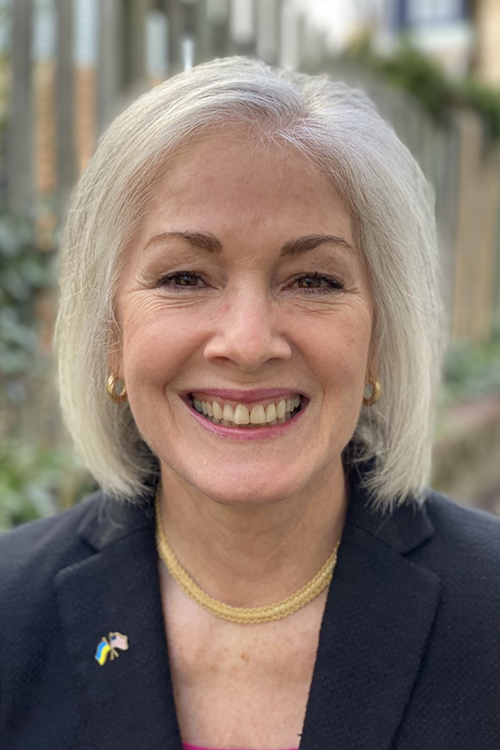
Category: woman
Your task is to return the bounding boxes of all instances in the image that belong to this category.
[1,57,499,750]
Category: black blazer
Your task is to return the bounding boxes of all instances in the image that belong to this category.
[1,468,500,750]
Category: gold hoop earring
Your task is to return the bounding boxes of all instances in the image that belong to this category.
[106,373,128,403]
[363,377,381,407]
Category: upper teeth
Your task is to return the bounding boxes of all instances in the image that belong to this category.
[192,395,301,425]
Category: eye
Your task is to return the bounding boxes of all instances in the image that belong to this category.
[292,273,344,293]
[157,271,204,288]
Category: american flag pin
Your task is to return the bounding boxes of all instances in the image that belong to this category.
[94,632,129,666]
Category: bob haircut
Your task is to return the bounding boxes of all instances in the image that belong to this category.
[55,56,445,510]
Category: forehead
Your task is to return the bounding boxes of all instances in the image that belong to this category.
[140,133,355,247]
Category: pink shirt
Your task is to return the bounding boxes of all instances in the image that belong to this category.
[183,745,298,750]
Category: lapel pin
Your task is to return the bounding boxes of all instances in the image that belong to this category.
[94,631,129,666]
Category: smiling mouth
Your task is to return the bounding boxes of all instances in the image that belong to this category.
[188,394,305,428]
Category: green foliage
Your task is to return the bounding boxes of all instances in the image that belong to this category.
[380,43,453,122]
[0,215,77,532]
[0,215,57,404]
[442,340,500,405]
[345,38,500,142]
[458,78,500,140]
[0,440,95,532]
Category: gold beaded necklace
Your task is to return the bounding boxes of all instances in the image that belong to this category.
[154,486,340,625]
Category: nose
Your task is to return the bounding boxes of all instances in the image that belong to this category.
[203,284,292,372]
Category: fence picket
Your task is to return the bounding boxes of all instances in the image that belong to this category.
[8,0,34,217]
[97,0,122,136]
[56,0,76,214]
[0,0,499,340]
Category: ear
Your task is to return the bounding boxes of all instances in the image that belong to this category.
[366,340,379,384]
[107,321,124,379]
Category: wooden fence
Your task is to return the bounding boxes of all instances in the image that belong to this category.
[2,0,500,341]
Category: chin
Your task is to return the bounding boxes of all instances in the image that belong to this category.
[206,488,293,508]
[189,468,303,508]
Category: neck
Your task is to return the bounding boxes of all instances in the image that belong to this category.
[157,461,347,609]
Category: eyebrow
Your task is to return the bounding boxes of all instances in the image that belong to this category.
[145,231,223,254]
[280,234,355,256]
[144,231,354,256]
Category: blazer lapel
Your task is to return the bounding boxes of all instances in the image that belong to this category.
[55,471,440,750]
[55,495,183,750]
[300,474,441,750]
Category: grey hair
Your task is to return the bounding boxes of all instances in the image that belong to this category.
[55,56,445,510]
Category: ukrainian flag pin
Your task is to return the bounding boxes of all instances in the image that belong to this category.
[94,632,129,666]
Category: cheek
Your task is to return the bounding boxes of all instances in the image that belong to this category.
[302,308,372,386]
[119,299,207,387]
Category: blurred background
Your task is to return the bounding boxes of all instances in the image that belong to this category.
[1,0,500,530]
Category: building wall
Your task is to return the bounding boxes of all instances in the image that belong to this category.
[473,0,500,86]
[388,0,473,76]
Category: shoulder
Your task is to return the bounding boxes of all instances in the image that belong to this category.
[0,491,104,569]
[352,480,500,619]
[348,467,500,575]
[0,489,154,624]
[409,491,500,630]
[420,490,500,571]
[0,493,105,626]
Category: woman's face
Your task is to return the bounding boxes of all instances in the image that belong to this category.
[113,133,374,506]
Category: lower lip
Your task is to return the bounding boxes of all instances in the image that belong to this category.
[181,398,307,440]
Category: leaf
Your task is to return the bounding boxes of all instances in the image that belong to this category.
[1,267,32,302]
